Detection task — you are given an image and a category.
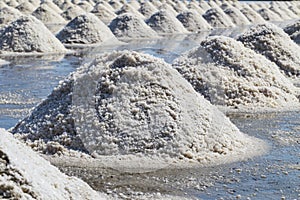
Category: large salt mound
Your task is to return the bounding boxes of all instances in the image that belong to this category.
[240,6,266,24]
[12,51,265,166]
[0,6,23,28]
[146,10,189,35]
[109,13,159,39]
[91,3,117,24]
[221,4,251,26]
[284,20,300,44]
[56,13,119,45]
[176,10,212,32]
[202,8,235,28]
[0,15,68,54]
[138,1,158,19]
[257,8,282,22]
[32,4,67,25]
[61,4,86,21]
[173,36,300,111]
[238,23,300,77]
[0,129,106,200]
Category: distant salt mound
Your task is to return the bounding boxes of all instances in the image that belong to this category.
[199,0,211,11]
[240,6,266,24]
[0,6,23,28]
[59,0,74,11]
[139,1,158,19]
[109,0,123,11]
[176,10,212,32]
[0,16,68,54]
[91,3,117,24]
[61,4,86,21]
[203,8,235,28]
[109,13,159,39]
[269,5,292,21]
[0,129,106,200]
[57,13,119,45]
[32,4,67,25]
[284,20,300,44]
[173,36,300,111]
[257,8,282,21]
[42,0,63,14]
[187,2,205,15]
[158,3,178,17]
[116,4,145,20]
[238,23,300,77]
[146,10,189,35]
[222,5,251,26]
[172,1,188,13]
[16,2,37,15]
[77,1,93,12]
[12,51,266,165]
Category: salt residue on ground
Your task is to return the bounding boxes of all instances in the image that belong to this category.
[57,13,120,46]
[0,15,69,55]
[238,23,300,77]
[109,13,160,39]
[0,129,106,199]
[176,10,212,32]
[202,8,235,28]
[146,10,189,35]
[12,50,266,169]
[173,36,300,112]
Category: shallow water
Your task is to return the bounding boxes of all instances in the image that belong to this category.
[0,31,299,199]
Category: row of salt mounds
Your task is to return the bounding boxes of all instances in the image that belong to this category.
[146,10,189,35]
[173,36,300,112]
[238,23,300,77]
[221,3,251,26]
[56,13,120,45]
[176,10,212,32]
[0,129,106,200]
[257,8,282,22]
[202,8,235,28]
[284,20,300,44]
[239,4,266,24]
[109,13,159,39]
[0,15,68,54]
[11,51,265,166]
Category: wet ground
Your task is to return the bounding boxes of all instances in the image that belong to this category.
[0,33,299,199]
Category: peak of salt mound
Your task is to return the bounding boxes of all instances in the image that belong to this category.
[0,15,68,54]
[146,10,189,35]
[222,5,251,26]
[176,10,212,32]
[12,51,265,165]
[56,13,119,45]
[32,4,67,24]
[257,8,282,22]
[91,3,117,24]
[61,4,86,21]
[139,1,158,19]
[158,3,178,17]
[238,23,300,77]
[240,6,266,24]
[15,2,36,15]
[0,129,106,200]
[173,36,300,111]
[0,6,23,28]
[187,2,205,15]
[116,4,145,20]
[203,8,235,28]
[284,20,300,44]
[109,13,159,39]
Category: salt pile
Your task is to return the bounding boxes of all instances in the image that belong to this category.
[0,15,68,54]
[173,36,300,111]
[158,3,178,17]
[15,2,37,15]
[146,10,189,35]
[108,0,123,11]
[138,1,158,19]
[12,51,266,166]
[176,10,212,32]
[0,6,23,28]
[238,23,300,77]
[221,4,251,26]
[199,0,211,11]
[284,20,300,44]
[203,8,235,28]
[0,129,106,200]
[240,6,266,24]
[32,4,67,25]
[77,1,94,12]
[269,5,291,21]
[186,2,205,15]
[91,3,117,24]
[116,4,145,20]
[61,4,87,21]
[109,13,159,39]
[257,8,282,22]
[42,0,63,14]
[56,13,119,45]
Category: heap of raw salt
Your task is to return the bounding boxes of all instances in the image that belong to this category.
[173,36,300,111]
[257,8,282,22]
[77,1,93,12]
[61,4,86,21]
[239,5,266,24]
[138,1,158,19]
[109,13,159,39]
[11,51,265,166]
[238,23,300,77]
[15,2,37,15]
[0,6,23,28]
[116,4,145,20]
[56,13,119,45]
[91,3,117,24]
[202,8,235,28]
[32,4,67,25]
[284,20,300,44]
[0,15,68,54]
[176,10,212,32]
[221,4,251,26]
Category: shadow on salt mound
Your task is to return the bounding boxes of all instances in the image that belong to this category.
[109,13,160,40]
[146,10,189,35]
[0,6,23,28]
[12,51,266,169]
[0,129,106,200]
[257,8,282,22]
[238,23,300,77]
[32,4,67,25]
[173,36,300,112]
[56,13,121,46]
[202,8,235,28]
[0,15,70,55]
[284,20,300,44]
[176,10,212,32]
